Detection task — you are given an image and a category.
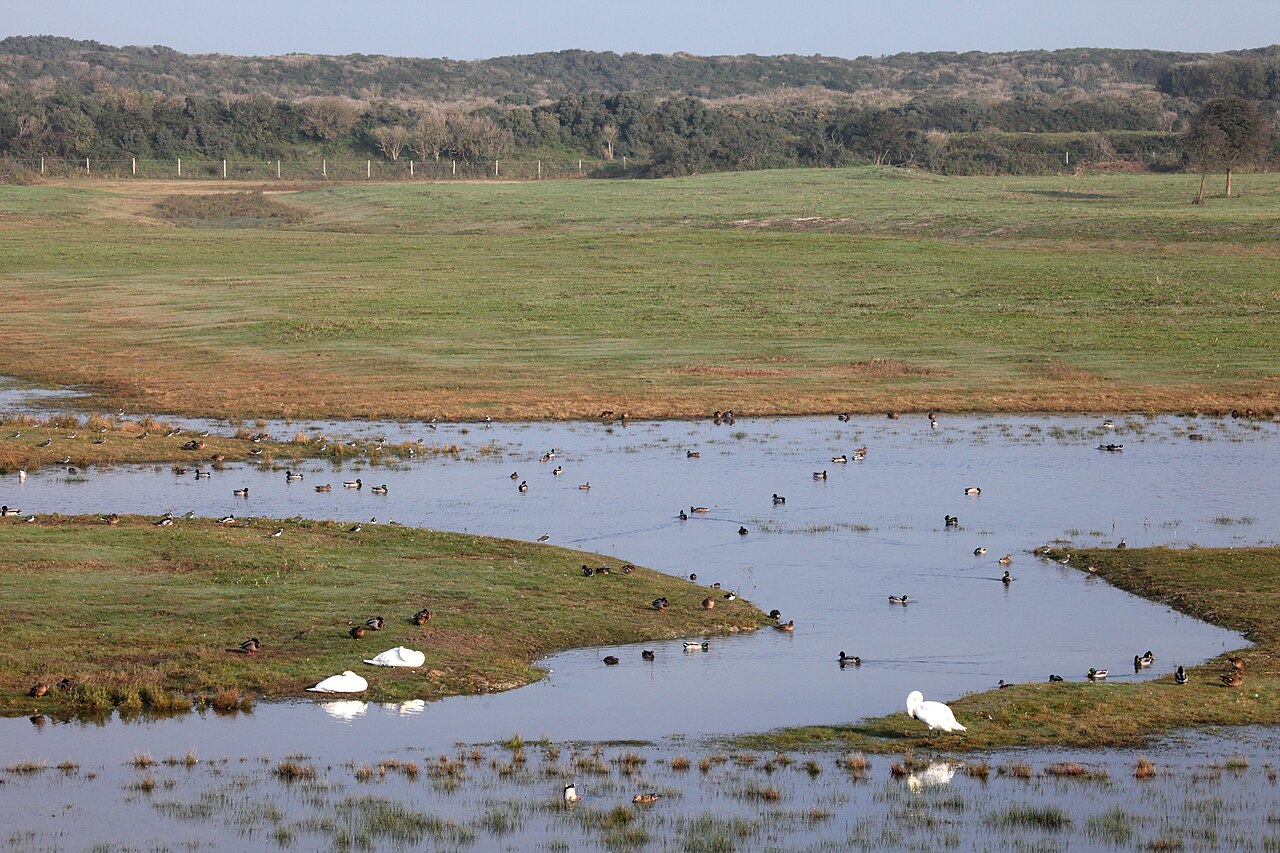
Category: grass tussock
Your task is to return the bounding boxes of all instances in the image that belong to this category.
[154,191,307,226]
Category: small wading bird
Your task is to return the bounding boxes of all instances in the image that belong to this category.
[906,690,966,733]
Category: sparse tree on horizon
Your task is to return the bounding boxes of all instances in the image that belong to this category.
[1184,96,1269,201]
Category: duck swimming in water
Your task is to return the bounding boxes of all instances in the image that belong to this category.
[838,651,861,667]
[888,595,910,605]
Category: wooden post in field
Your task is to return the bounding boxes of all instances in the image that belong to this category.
[452,159,456,176]
[85,158,90,176]
[537,159,541,179]
[132,157,136,176]
[367,160,371,178]
[622,156,627,169]
[494,160,499,178]
[409,160,414,176]
[578,159,582,174]
[277,160,281,179]
[177,158,181,176]
[222,159,227,179]
[1065,151,1069,166]
[323,158,327,178]
[40,157,44,174]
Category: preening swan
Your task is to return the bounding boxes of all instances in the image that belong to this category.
[306,671,369,693]
[363,647,426,668]
[905,690,966,732]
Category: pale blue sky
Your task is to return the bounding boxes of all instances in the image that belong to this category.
[4,0,1277,59]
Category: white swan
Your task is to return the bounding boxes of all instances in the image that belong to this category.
[306,671,369,693]
[906,690,967,732]
[363,647,426,668]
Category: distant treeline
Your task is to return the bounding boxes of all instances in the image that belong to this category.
[2,36,1279,178]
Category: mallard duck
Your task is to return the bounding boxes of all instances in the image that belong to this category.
[1136,651,1155,667]
[1002,571,1012,585]
[583,565,595,576]
[154,516,174,526]
[343,479,362,489]
[412,608,432,625]
[838,651,861,667]
[888,595,910,605]
[997,680,1014,689]
[510,471,519,480]
[632,793,659,804]
[1174,666,1188,685]
[285,470,303,481]
[701,597,715,610]
[349,625,366,639]
[211,454,226,463]
[767,609,781,619]
[102,513,120,525]
[774,620,795,632]
[537,533,550,542]
[738,526,748,536]
[999,554,1013,566]
[887,411,899,419]
[29,683,48,698]
[686,450,700,459]
[370,485,388,494]
[832,455,848,464]
[603,656,619,666]
[944,515,958,527]
[195,469,211,479]
[1,505,21,517]
[315,484,332,492]
[518,480,528,492]
[620,564,634,574]
[563,783,580,803]
[1048,674,1064,682]
[652,597,669,611]
[578,483,591,491]
[772,494,785,504]
[974,547,987,556]
[687,506,709,515]
[233,487,249,497]
[365,616,384,631]
[238,638,262,654]
[1228,656,1246,672]
[964,486,981,496]
[1221,672,1244,688]
[1087,668,1108,680]
[813,470,827,480]
[678,510,688,520]
[552,466,562,475]
[684,641,708,651]
[641,650,655,660]
[348,524,362,533]
[837,412,850,422]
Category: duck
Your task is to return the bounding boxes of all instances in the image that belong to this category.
[774,620,795,632]
[218,514,235,524]
[1,506,21,517]
[370,484,388,494]
[603,656,620,666]
[285,470,304,481]
[233,487,249,497]
[684,641,709,651]
[315,484,332,492]
[832,455,848,464]
[620,563,634,574]
[723,592,736,601]
[686,450,700,459]
[518,480,528,492]
[537,533,550,542]
[772,494,785,505]
[365,616,384,631]
[1221,672,1244,688]
[1136,651,1155,667]
[1102,419,1115,429]
[701,597,715,610]
[1087,668,1108,680]
[1228,656,1246,672]
[306,671,368,693]
[641,650,655,661]
[888,595,910,605]
[998,554,1013,566]
[237,638,262,655]
[195,469,211,479]
[349,625,366,639]
[887,411,900,420]
[767,609,781,619]
[678,510,688,521]
[269,528,283,538]
[563,783,581,803]
[552,466,562,475]
[964,486,981,496]
[1002,571,1012,585]
[632,793,659,804]
[510,471,519,480]
[28,683,48,698]
[1048,674,1065,682]
[905,690,965,732]
[690,505,709,513]
[1098,443,1123,452]
[181,440,205,451]
[738,526,748,536]
[997,680,1014,689]
[582,565,595,576]
[837,413,851,422]
[944,515,958,527]
[102,513,120,525]
[813,470,827,480]
[1174,666,1188,685]
[18,468,26,483]
[343,479,362,489]
[412,609,432,625]
[652,597,669,611]
[838,651,861,667]
[974,547,987,556]
[578,483,590,491]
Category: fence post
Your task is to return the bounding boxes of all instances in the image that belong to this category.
[177,158,181,177]
[494,160,498,178]
[409,159,414,177]
[537,160,541,179]
[132,157,136,176]
[578,159,582,174]
[452,160,456,176]
[323,158,327,178]
[222,159,227,179]
[277,160,281,179]
[40,157,44,174]
[367,159,371,178]
[622,156,627,169]
[85,158,90,176]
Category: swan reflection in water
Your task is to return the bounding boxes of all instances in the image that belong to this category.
[319,700,369,722]
[907,760,961,791]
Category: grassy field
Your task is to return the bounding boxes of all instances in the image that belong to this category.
[743,545,1280,753]
[1,168,1278,419]
[0,515,766,715]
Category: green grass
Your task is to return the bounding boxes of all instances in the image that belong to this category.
[0,515,766,714]
[741,545,1280,753]
[0,167,1277,419]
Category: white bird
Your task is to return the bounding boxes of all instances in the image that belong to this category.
[362,647,426,668]
[905,690,966,732]
[306,671,369,693]
[17,468,26,483]
[563,783,581,803]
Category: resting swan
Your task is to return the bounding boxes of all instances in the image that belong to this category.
[306,671,368,693]
[363,647,426,668]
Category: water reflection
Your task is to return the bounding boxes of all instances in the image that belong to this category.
[318,700,368,722]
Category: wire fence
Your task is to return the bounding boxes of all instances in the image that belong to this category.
[3,156,637,181]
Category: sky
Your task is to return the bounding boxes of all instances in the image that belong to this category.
[3,0,1277,59]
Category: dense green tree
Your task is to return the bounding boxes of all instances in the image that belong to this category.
[1186,96,1270,197]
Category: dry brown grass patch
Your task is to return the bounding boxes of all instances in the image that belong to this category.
[832,358,945,378]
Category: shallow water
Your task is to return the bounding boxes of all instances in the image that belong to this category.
[1,410,1266,756]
